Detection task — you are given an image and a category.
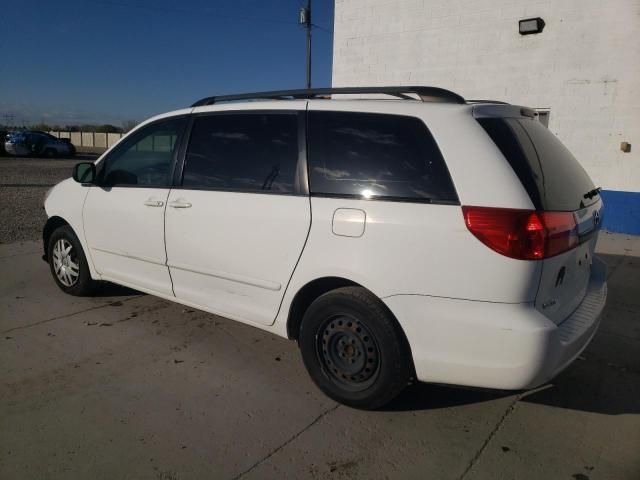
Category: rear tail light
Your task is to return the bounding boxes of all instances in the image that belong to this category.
[462,206,578,260]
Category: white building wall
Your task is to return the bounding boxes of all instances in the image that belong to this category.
[333,0,640,193]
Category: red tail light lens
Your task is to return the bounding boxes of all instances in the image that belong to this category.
[462,206,578,260]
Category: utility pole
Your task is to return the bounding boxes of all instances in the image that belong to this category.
[299,0,312,89]
[3,113,15,127]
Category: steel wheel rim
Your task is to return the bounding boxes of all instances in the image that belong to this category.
[316,313,380,392]
[52,238,80,287]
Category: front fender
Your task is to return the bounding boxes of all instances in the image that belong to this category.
[43,179,99,280]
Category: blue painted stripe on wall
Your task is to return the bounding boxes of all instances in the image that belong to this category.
[600,190,640,235]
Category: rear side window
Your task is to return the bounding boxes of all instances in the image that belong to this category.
[307,111,458,203]
[183,113,299,193]
[478,117,596,211]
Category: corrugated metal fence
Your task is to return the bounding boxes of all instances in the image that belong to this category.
[47,131,124,149]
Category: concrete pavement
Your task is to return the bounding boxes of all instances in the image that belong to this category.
[1,234,639,479]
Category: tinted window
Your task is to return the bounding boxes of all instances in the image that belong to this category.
[98,117,185,187]
[478,117,596,211]
[307,111,457,203]
[183,113,299,193]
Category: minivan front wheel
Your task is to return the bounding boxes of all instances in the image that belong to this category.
[299,286,412,409]
[48,225,97,296]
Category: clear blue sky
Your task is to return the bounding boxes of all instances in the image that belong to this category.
[0,0,334,127]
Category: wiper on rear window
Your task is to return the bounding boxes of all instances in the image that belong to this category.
[583,187,601,200]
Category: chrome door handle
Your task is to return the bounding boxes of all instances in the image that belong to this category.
[143,200,164,207]
[168,200,192,209]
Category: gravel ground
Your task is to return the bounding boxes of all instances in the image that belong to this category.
[0,155,97,244]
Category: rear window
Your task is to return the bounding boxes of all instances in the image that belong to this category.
[307,111,458,203]
[478,117,596,211]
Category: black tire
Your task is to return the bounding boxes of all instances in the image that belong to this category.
[47,225,97,296]
[299,286,412,409]
[44,148,57,158]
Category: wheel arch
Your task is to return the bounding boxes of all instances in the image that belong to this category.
[286,277,414,360]
[286,277,358,340]
[42,216,71,260]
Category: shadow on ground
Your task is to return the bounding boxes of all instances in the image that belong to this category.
[382,382,511,412]
[92,282,142,298]
[383,343,638,416]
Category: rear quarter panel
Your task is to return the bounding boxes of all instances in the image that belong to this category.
[279,197,542,302]
[272,101,543,334]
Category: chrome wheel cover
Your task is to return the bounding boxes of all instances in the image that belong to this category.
[52,238,80,287]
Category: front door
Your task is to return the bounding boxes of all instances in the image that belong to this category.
[83,116,186,296]
[165,110,311,325]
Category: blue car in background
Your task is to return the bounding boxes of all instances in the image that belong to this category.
[4,131,75,158]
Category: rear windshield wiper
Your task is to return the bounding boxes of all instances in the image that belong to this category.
[583,187,601,200]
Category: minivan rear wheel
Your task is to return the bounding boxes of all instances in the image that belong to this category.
[299,286,412,409]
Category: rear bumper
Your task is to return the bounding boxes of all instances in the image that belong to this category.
[383,256,607,390]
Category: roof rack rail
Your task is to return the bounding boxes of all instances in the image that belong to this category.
[191,86,466,107]
[466,99,510,105]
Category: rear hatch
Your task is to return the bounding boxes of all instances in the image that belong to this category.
[477,112,603,325]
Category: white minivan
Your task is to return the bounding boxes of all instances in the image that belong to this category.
[43,87,607,409]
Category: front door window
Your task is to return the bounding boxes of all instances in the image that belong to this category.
[97,117,185,187]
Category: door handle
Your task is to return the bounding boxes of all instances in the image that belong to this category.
[168,199,192,209]
[143,200,164,207]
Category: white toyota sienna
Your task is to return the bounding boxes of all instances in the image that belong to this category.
[43,87,607,409]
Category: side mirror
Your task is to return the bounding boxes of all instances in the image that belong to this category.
[73,162,96,184]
